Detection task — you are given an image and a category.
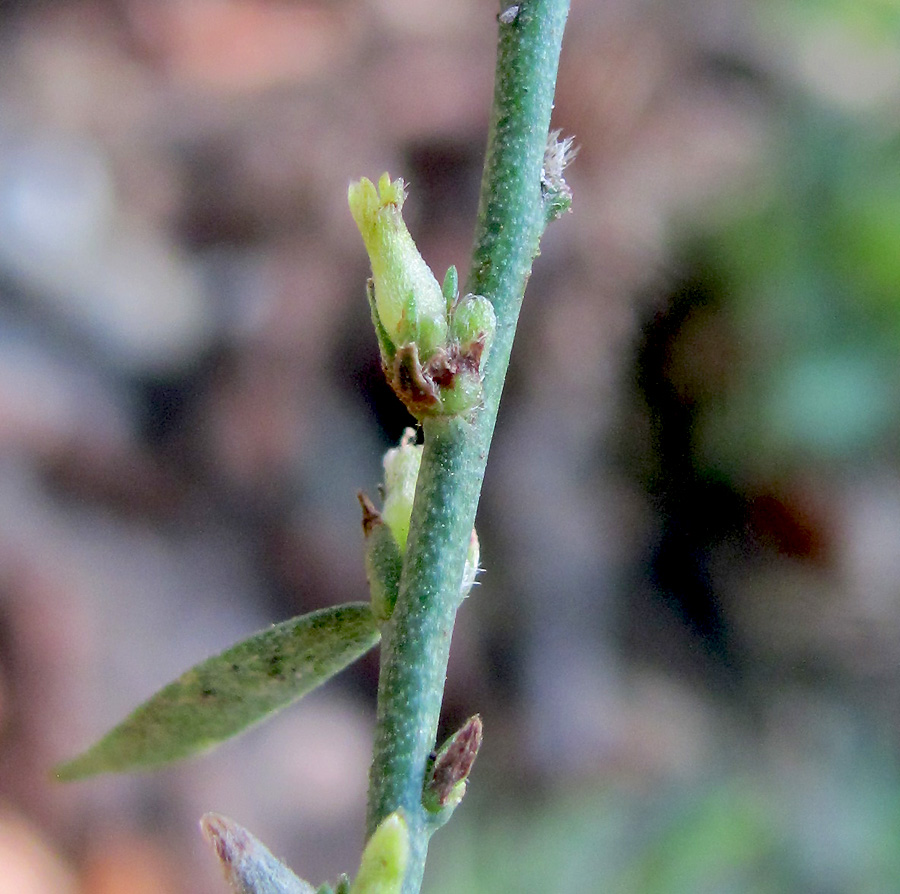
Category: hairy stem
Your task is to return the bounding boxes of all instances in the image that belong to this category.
[366,2,571,892]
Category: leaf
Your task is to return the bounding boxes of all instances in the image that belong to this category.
[56,602,380,779]
[201,813,317,894]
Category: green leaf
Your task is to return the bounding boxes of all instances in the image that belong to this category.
[56,602,380,779]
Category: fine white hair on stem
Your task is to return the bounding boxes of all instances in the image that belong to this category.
[542,129,578,186]
[540,130,578,220]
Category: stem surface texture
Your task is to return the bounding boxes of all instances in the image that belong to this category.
[366,2,571,891]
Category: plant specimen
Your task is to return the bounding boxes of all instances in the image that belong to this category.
[57,2,573,891]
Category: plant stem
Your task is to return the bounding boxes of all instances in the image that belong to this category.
[366,2,571,892]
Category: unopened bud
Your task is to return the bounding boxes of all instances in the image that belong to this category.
[450,293,496,368]
[350,812,409,894]
[348,175,447,362]
[423,715,483,814]
[425,293,497,416]
[350,176,495,420]
[381,429,422,551]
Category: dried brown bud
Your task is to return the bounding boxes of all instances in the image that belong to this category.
[423,715,483,811]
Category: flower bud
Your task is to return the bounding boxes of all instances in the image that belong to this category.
[450,293,496,369]
[350,175,497,420]
[427,361,484,418]
[350,812,409,894]
[348,175,447,362]
[376,430,480,607]
[423,715,483,817]
[380,428,422,552]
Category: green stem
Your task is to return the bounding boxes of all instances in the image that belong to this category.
[366,2,571,892]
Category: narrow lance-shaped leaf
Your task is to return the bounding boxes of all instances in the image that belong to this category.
[201,813,317,894]
[56,602,380,779]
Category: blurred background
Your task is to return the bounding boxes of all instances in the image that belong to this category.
[2,0,900,891]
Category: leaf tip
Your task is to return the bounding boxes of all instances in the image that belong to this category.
[52,753,96,783]
[202,813,318,894]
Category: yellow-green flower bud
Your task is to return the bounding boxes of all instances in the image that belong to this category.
[381,428,422,552]
[378,430,480,605]
[350,812,409,894]
[348,174,448,361]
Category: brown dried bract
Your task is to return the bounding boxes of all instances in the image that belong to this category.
[357,491,382,537]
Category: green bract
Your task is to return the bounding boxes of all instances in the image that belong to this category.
[359,492,403,624]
